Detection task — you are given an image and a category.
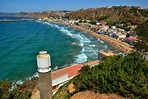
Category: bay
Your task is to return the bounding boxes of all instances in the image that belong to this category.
[0,17,119,81]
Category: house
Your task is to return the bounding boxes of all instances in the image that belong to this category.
[102,25,109,31]
[99,20,107,25]
[75,19,81,23]
[111,26,116,29]
[108,31,114,37]
[68,20,75,25]
[91,25,98,32]
[98,30,105,34]
[116,33,126,40]
[96,22,101,25]
[125,31,137,45]
[126,32,137,37]
[125,36,137,45]
[51,64,83,94]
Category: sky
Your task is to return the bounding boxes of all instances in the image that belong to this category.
[0,0,147,13]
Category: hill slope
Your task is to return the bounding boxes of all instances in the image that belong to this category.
[65,6,148,25]
[52,52,148,99]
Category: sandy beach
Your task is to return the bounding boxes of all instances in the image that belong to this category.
[69,25,133,53]
[51,21,133,53]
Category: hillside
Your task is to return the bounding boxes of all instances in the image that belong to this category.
[18,6,148,26]
[52,52,148,99]
[134,20,148,51]
[65,6,148,25]
[17,11,70,18]
[0,77,38,99]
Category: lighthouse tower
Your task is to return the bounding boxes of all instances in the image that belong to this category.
[37,51,52,99]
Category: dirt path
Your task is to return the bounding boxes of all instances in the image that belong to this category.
[71,91,124,99]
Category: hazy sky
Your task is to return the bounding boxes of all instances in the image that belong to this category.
[0,0,147,13]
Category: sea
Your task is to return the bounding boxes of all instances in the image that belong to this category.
[0,16,119,83]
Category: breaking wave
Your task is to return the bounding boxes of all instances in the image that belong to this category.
[75,52,88,63]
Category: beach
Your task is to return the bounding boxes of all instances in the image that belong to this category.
[69,25,133,53]
[53,22,133,53]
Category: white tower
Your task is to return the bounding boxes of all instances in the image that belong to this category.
[37,51,52,99]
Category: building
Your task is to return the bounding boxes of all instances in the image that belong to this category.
[51,64,83,94]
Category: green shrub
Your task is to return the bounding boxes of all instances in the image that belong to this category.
[73,52,148,98]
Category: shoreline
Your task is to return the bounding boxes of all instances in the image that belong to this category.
[52,21,133,53]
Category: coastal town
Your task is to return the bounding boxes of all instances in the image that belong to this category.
[0,3,147,99]
[40,15,135,54]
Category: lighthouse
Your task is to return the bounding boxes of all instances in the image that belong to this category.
[37,51,52,99]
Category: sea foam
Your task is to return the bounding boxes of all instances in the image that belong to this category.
[43,22,53,27]
[75,52,87,63]
[60,27,73,37]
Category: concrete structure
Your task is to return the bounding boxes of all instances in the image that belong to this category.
[37,51,52,99]
[51,64,83,94]
[51,64,83,86]
[52,70,68,86]
[98,50,116,61]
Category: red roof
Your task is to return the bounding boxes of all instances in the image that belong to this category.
[63,64,83,78]
[127,36,137,41]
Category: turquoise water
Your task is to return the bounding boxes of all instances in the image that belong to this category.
[0,17,119,82]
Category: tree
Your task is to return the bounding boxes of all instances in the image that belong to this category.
[73,52,148,98]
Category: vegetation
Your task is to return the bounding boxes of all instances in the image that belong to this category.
[65,6,148,26]
[0,77,38,99]
[53,52,148,99]
[52,80,73,99]
[98,15,109,21]
[134,20,148,51]
[89,20,97,25]
[0,80,31,99]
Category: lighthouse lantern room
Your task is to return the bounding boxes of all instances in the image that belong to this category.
[37,51,51,73]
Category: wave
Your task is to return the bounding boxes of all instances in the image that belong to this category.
[75,52,87,63]
[100,40,104,44]
[36,21,54,27]
[51,24,73,37]
[105,45,107,49]
[53,66,58,70]
[60,27,72,37]
[81,48,85,52]
[10,72,39,90]
[98,38,105,44]
[36,20,42,23]
[43,22,53,27]
[81,34,91,43]
[24,72,38,81]
[72,34,83,40]
[53,24,60,29]
[72,42,84,47]
[89,44,96,47]
[16,80,24,85]
[72,42,76,45]
[79,42,84,47]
